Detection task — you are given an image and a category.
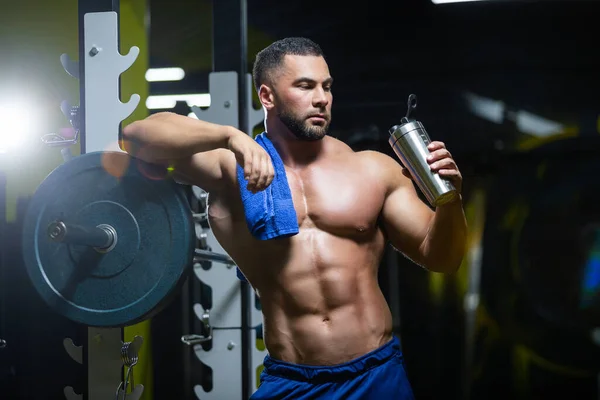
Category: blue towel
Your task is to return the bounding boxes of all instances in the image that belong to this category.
[235,132,299,281]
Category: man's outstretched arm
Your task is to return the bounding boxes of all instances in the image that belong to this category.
[122,112,274,193]
[122,112,234,161]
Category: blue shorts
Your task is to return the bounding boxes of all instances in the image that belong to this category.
[251,336,415,400]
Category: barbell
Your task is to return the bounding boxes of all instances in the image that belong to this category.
[21,151,237,327]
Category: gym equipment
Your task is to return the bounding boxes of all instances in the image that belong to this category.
[49,3,146,399]
[116,336,145,399]
[204,8,267,399]
[22,151,195,327]
[21,0,266,398]
[187,72,265,400]
[194,248,236,266]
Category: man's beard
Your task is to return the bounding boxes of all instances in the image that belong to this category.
[278,107,330,142]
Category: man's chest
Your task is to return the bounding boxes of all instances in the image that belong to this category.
[285,164,386,235]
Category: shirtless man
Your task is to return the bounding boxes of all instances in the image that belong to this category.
[123,37,467,399]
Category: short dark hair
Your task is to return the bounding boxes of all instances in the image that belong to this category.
[252,37,325,91]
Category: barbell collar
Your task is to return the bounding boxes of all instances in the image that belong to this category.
[47,220,116,251]
[181,333,212,345]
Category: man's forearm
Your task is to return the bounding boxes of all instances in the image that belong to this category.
[122,112,236,162]
[420,197,468,273]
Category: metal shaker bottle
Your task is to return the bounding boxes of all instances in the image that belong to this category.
[388,94,458,207]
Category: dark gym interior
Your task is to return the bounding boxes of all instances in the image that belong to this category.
[2,0,600,399]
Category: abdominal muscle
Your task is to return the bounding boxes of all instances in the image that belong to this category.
[237,227,394,366]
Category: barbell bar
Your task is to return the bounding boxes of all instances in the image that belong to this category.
[47,220,236,266]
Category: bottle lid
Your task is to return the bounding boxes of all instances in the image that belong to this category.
[389,120,425,137]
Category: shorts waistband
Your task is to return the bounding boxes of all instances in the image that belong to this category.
[262,336,401,383]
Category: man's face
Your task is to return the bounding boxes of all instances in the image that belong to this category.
[270,55,333,141]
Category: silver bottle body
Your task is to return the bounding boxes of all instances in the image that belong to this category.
[388,121,457,207]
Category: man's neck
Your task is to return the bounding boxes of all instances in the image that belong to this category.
[265,127,325,169]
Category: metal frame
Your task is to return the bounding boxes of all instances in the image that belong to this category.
[186,72,266,400]
[59,0,266,398]
[185,2,267,398]
[83,12,140,154]
[61,1,143,399]
[212,2,254,397]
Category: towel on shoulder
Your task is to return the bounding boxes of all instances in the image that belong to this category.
[234,132,299,281]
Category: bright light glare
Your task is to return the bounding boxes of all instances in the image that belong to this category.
[463,91,565,137]
[0,102,38,154]
[145,68,186,82]
[514,109,565,137]
[464,92,505,124]
[145,93,211,110]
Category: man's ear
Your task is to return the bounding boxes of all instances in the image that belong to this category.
[258,84,275,111]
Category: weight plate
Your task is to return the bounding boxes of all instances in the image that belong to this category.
[22,151,195,327]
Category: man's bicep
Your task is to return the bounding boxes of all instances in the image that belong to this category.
[171,149,235,193]
[381,181,434,265]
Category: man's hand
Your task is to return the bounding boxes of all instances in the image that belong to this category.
[401,140,462,193]
[426,141,462,193]
[228,131,275,193]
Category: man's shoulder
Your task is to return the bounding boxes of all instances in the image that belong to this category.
[353,149,410,191]
[324,137,402,173]
[325,136,389,160]
[354,148,398,167]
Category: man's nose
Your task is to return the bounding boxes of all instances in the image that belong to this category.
[313,87,329,108]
